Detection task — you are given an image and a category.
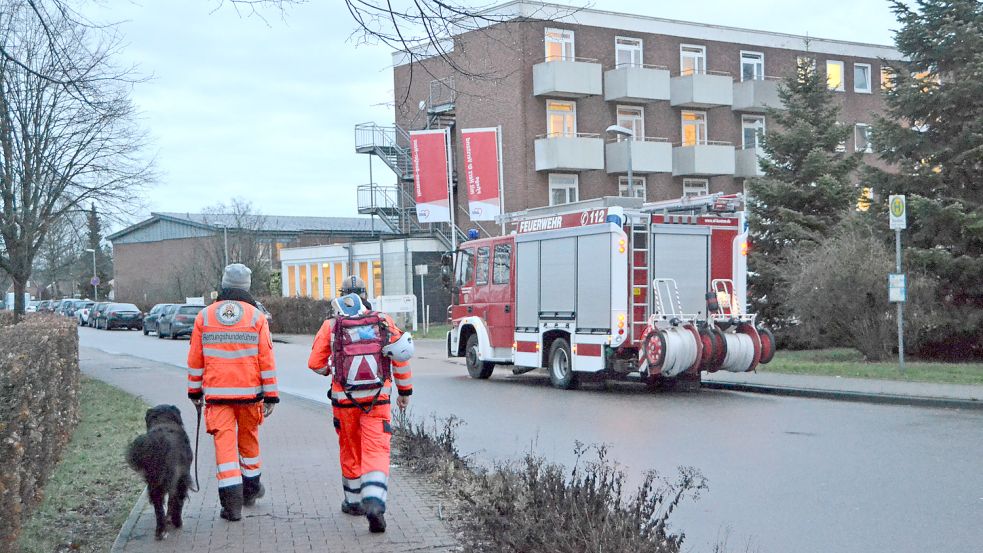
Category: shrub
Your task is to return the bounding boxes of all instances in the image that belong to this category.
[0,314,80,552]
[256,295,332,334]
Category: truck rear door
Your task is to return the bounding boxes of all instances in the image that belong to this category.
[650,226,711,317]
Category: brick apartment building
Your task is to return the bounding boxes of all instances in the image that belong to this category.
[360,1,900,234]
[108,212,393,303]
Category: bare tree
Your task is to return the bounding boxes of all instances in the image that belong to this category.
[0,1,152,316]
[201,198,276,297]
[33,210,85,298]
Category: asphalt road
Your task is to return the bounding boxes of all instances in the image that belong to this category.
[79,326,983,553]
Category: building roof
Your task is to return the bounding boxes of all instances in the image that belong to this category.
[394,0,902,66]
[108,212,394,243]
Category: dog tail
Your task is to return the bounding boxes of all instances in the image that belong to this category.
[126,434,152,473]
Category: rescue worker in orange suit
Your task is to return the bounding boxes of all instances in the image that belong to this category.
[187,263,278,522]
[340,274,372,310]
[308,293,414,533]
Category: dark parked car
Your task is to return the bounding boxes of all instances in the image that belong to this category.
[157,304,204,340]
[37,300,52,313]
[143,303,174,336]
[94,303,143,330]
[86,302,112,327]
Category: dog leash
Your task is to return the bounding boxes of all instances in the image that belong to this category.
[189,403,202,493]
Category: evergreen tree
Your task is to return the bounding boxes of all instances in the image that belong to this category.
[747,58,861,327]
[865,0,983,358]
[78,204,113,300]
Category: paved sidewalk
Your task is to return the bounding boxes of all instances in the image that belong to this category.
[704,370,983,408]
[80,347,457,553]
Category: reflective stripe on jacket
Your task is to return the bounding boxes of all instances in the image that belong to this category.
[307,313,412,408]
[188,300,278,403]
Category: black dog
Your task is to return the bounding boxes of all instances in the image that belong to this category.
[126,404,194,540]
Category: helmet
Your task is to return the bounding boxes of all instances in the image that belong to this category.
[340,275,367,296]
[331,294,366,317]
[382,331,414,362]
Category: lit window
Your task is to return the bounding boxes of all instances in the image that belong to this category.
[683,179,709,198]
[742,115,765,149]
[618,176,646,200]
[545,28,574,62]
[322,263,333,299]
[546,100,576,137]
[855,123,873,153]
[681,111,707,146]
[854,63,872,93]
[298,265,309,297]
[826,60,845,91]
[616,105,644,140]
[287,265,297,297]
[856,187,873,212]
[741,51,764,81]
[880,66,895,90]
[680,44,706,76]
[372,261,382,298]
[615,36,642,68]
[548,174,578,206]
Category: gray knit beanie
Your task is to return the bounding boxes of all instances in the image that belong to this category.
[221,263,252,291]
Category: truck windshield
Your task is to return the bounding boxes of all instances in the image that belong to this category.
[456,248,475,286]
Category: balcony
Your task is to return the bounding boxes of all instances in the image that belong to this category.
[604,64,671,103]
[732,77,782,113]
[735,147,766,178]
[534,133,604,171]
[533,58,603,98]
[605,138,672,174]
[670,71,734,108]
[672,142,736,176]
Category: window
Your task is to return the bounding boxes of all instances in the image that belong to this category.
[548,174,578,206]
[616,105,644,140]
[681,111,707,146]
[475,247,490,285]
[854,63,872,93]
[615,36,642,68]
[742,115,766,149]
[493,243,511,285]
[618,176,647,200]
[880,65,895,90]
[741,51,764,81]
[456,248,475,286]
[372,260,382,298]
[299,264,309,296]
[321,263,333,299]
[855,123,873,153]
[856,187,873,212]
[333,263,344,297]
[287,265,297,296]
[680,44,706,76]
[683,179,709,197]
[546,100,576,137]
[826,60,845,91]
[545,28,574,62]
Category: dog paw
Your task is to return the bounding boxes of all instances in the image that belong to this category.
[155,530,168,541]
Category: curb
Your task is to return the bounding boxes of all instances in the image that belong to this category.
[702,381,983,410]
[111,487,147,553]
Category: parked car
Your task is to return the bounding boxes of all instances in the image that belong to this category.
[26,300,40,313]
[60,299,81,317]
[86,302,111,327]
[142,303,174,336]
[94,303,143,330]
[75,301,95,325]
[51,299,64,314]
[37,300,52,313]
[157,304,204,340]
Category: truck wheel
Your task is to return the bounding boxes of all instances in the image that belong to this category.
[548,338,578,390]
[465,335,494,379]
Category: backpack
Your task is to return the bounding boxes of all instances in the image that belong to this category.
[331,312,392,393]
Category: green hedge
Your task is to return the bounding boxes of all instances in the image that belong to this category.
[257,296,332,335]
[0,314,80,552]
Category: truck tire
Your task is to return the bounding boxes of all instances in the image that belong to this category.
[548,338,578,390]
[465,334,494,379]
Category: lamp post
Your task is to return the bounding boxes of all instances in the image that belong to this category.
[606,124,635,199]
[217,223,229,267]
[85,248,97,301]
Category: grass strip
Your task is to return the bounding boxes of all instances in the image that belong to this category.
[761,348,983,386]
[17,376,148,553]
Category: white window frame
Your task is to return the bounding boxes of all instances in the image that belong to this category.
[548,174,579,206]
[618,176,647,200]
[680,110,707,146]
[741,115,766,149]
[616,105,644,140]
[546,99,576,137]
[683,178,709,197]
[740,51,764,81]
[855,123,873,153]
[680,44,706,76]
[615,36,643,68]
[826,60,845,91]
[854,63,872,93]
[544,28,575,62]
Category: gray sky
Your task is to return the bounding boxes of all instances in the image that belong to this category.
[87,0,900,225]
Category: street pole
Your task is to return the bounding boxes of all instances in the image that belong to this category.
[896,228,905,373]
[420,273,426,333]
[86,248,98,301]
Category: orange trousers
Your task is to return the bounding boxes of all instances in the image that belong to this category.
[205,403,263,489]
[333,402,392,510]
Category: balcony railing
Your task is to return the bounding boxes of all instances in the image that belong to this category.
[670,70,734,108]
[672,140,736,176]
[534,132,604,171]
[604,63,671,103]
[533,57,603,98]
[732,76,782,113]
[605,137,672,174]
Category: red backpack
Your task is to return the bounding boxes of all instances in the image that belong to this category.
[331,312,392,395]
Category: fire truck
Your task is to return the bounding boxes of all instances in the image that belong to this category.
[444,193,775,390]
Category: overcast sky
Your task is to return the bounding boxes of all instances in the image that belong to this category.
[86,0,901,228]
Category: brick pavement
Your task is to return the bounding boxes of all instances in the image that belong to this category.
[80,347,458,553]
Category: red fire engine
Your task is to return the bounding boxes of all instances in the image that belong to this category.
[444,193,775,389]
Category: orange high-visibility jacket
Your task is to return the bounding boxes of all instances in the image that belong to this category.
[308,312,412,408]
[188,300,278,404]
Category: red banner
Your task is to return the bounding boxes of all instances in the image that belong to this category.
[410,129,451,223]
[461,127,502,221]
